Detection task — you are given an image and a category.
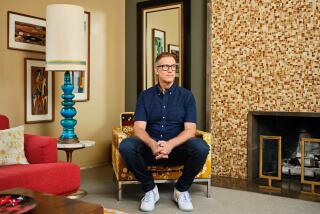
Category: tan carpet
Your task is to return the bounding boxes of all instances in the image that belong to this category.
[81,165,320,214]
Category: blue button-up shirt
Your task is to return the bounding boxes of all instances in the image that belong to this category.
[134,83,196,141]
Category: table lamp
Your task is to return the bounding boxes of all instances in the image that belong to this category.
[46,4,85,144]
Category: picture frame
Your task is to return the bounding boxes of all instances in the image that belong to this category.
[152,28,166,85]
[168,44,180,85]
[168,44,180,65]
[7,11,46,53]
[25,58,54,123]
[72,11,91,101]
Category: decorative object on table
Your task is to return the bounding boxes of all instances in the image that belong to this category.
[152,28,166,85]
[168,44,180,85]
[72,11,91,102]
[0,194,37,214]
[0,125,28,165]
[25,58,54,124]
[46,4,86,144]
[300,138,320,196]
[7,11,46,53]
[259,135,282,191]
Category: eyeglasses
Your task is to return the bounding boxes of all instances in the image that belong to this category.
[156,64,179,71]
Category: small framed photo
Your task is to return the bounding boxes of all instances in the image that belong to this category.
[72,11,91,101]
[168,44,180,65]
[8,11,46,53]
[25,58,54,123]
[152,28,166,84]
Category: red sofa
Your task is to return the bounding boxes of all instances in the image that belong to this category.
[0,115,80,195]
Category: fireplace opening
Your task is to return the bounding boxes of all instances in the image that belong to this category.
[248,112,320,193]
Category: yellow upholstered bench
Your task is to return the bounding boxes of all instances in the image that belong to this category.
[112,112,212,200]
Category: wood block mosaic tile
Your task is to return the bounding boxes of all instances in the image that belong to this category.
[210,0,320,178]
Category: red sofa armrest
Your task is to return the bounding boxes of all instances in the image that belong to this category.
[24,134,58,164]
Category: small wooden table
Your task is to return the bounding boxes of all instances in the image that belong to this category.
[57,140,95,199]
[0,188,103,214]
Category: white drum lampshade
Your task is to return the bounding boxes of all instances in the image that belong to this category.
[46,4,86,71]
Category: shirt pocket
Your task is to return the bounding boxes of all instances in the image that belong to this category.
[167,106,185,123]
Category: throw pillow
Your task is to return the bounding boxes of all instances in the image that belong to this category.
[0,125,29,165]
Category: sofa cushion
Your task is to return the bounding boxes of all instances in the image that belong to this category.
[0,162,80,195]
[24,134,57,164]
[0,126,29,165]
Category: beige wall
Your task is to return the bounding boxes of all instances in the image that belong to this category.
[210,0,320,178]
[0,0,125,167]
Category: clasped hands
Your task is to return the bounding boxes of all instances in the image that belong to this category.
[151,141,173,160]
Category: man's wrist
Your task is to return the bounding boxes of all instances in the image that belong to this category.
[147,139,157,148]
[167,140,175,151]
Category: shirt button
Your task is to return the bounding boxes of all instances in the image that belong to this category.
[162,116,166,119]
[163,106,166,108]
[169,92,172,95]
[161,125,164,128]
[160,135,163,138]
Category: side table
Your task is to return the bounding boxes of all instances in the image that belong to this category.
[57,140,95,199]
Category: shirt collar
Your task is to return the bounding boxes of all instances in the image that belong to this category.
[156,83,177,95]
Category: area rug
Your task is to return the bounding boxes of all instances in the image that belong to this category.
[104,208,131,214]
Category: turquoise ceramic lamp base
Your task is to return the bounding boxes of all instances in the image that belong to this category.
[59,71,79,144]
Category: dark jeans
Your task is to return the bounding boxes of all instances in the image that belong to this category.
[119,137,209,192]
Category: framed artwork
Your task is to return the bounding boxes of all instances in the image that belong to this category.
[152,28,166,84]
[25,58,54,123]
[168,44,180,65]
[168,44,180,85]
[7,11,46,53]
[72,11,91,101]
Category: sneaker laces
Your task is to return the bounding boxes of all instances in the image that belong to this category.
[179,191,192,203]
[142,190,155,203]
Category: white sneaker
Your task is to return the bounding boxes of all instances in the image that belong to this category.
[173,188,194,212]
[140,185,160,212]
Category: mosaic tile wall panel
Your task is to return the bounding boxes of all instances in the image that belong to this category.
[210,0,320,178]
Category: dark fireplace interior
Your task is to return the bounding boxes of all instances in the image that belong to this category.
[248,112,320,191]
